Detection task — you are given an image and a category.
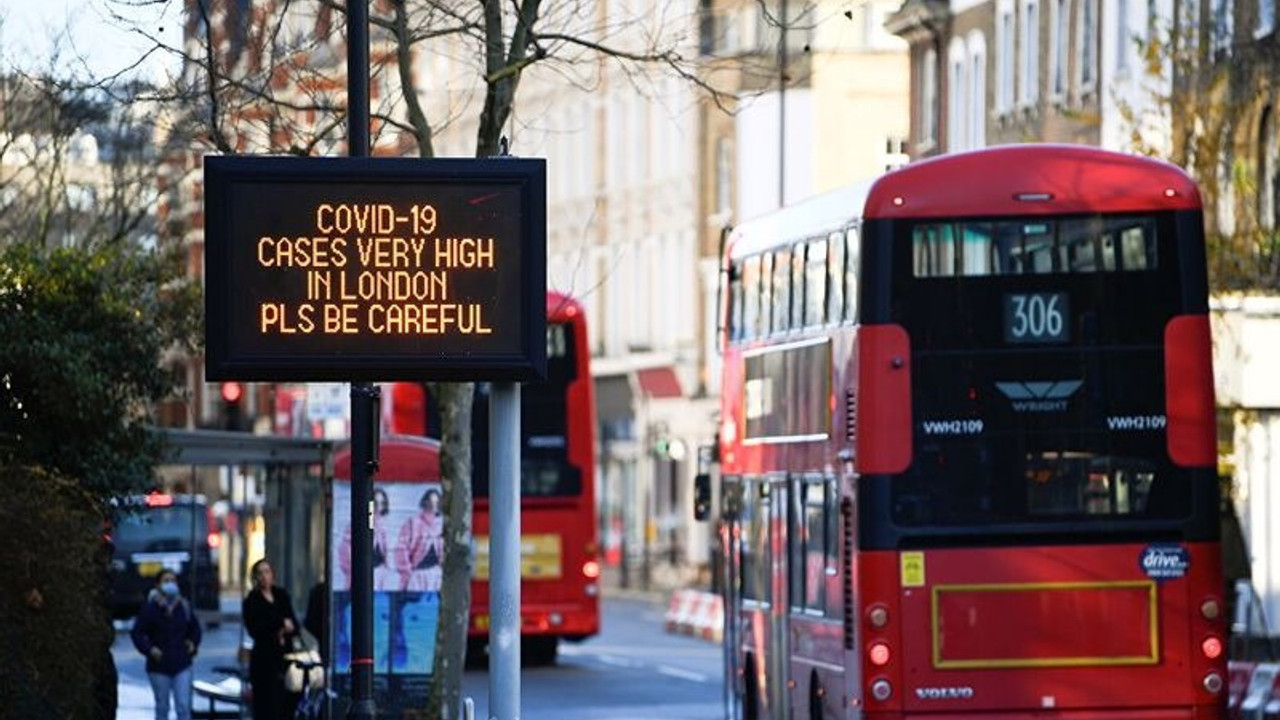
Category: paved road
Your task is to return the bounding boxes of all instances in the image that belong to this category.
[115,594,725,720]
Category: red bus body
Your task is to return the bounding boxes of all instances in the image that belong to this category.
[383,291,600,661]
[712,146,1227,720]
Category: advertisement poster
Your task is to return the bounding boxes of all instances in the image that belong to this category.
[331,480,443,716]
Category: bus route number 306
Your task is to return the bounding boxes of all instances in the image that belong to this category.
[1003,292,1069,344]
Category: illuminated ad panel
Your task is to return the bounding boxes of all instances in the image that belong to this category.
[204,156,546,381]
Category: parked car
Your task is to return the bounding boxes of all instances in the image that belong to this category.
[107,492,220,620]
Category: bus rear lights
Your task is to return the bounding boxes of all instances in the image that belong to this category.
[1200,598,1221,620]
[585,583,599,597]
[868,642,891,666]
[1203,672,1225,694]
[1201,636,1224,660]
[549,612,564,627]
[1164,188,1179,198]
[583,560,601,579]
[1014,192,1054,202]
[867,604,890,629]
[892,196,905,207]
[870,679,893,701]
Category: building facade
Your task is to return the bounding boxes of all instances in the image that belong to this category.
[886,0,1101,157]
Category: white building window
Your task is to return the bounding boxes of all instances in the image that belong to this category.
[1116,0,1129,72]
[1079,0,1097,90]
[1020,0,1040,106]
[1051,0,1069,98]
[968,30,987,148]
[921,47,938,148]
[1259,0,1275,36]
[884,135,909,172]
[996,0,1016,112]
[948,37,968,152]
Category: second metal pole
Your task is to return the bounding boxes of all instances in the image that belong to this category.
[489,382,521,720]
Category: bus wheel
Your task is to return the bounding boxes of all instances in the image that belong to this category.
[743,655,760,720]
[465,637,488,669]
[522,636,558,666]
[809,672,824,720]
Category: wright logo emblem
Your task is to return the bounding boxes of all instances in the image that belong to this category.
[994,380,1082,412]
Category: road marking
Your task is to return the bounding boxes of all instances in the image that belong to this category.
[657,665,710,683]
[592,653,643,669]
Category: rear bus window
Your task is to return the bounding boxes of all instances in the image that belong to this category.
[912,215,1159,277]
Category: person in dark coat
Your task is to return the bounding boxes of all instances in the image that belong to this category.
[304,580,328,664]
[130,570,202,720]
[243,559,299,720]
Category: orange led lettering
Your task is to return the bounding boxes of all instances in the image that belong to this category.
[259,303,316,334]
[434,237,495,268]
[256,237,348,268]
[316,203,397,234]
[323,303,359,334]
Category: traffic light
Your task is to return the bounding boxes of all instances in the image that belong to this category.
[220,381,244,431]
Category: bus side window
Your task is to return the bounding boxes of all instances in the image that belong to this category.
[759,253,774,338]
[741,478,767,604]
[730,260,745,342]
[789,476,805,611]
[791,243,807,330]
[805,238,827,328]
[827,232,845,323]
[803,479,826,612]
[773,249,791,335]
[844,227,859,323]
[744,255,762,341]
[824,478,840,620]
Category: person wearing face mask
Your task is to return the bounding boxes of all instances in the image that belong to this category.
[130,570,202,720]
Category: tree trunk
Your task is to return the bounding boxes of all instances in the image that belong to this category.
[426,381,475,720]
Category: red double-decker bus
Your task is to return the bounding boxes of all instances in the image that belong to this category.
[384,291,600,664]
[707,145,1225,720]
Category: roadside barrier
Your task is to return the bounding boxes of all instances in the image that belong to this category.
[1230,661,1258,716]
[664,589,696,633]
[664,588,723,643]
[1233,661,1280,720]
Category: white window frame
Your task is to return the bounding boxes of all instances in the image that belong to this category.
[948,37,968,152]
[968,30,987,148]
[996,0,1016,113]
[920,47,938,149]
[1019,0,1040,107]
[1078,0,1097,92]
[1050,0,1069,100]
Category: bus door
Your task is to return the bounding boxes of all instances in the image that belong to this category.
[740,476,791,720]
[764,476,792,720]
[721,477,743,720]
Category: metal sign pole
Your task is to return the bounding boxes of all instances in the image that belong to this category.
[346,2,376,720]
[489,382,521,720]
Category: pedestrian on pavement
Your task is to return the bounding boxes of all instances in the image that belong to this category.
[129,569,202,720]
[243,558,299,720]
[304,579,329,664]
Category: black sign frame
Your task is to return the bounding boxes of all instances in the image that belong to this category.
[204,155,546,381]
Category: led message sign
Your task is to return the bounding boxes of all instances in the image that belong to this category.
[204,156,546,381]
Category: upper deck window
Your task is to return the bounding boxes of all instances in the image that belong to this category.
[912,215,1159,278]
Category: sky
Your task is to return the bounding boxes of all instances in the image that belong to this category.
[3,0,184,82]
